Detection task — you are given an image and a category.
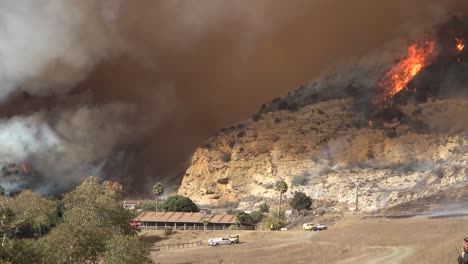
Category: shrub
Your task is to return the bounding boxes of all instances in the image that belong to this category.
[221,152,231,162]
[237,131,246,138]
[164,227,173,236]
[291,173,310,186]
[217,178,229,184]
[259,202,270,213]
[141,202,160,212]
[250,211,264,224]
[200,142,212,149]
[435,168,444,179]
[226,209,242,215]
[261,209,287,230]
[278,101,288,110]
[251,113,262,122]
[236,123,246,129]
[290,191,312,213]
[287,102,299,112]
[320,167,335,176]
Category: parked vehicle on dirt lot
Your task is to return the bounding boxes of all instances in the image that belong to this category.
[303,223,316,231]
[228,235,239,243]
[315,223,328,231]
[208,237,234,246]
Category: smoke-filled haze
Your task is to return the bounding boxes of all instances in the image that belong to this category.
[0,0,467,194]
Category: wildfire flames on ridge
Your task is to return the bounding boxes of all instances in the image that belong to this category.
[456,37,465,53]
[376,41,436,106]
[368,17,468,125]
[375,34,466,108]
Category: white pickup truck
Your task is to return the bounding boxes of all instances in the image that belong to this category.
[315,223,328,231]
[208,237,234,246]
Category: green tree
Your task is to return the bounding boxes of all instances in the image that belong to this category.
[41,177,136,264]
[0,238,42,264]
[236,212,253,226]
[250,211,264,224]
[160,195,199,212]
[141,201,158,212]
[274,179,288,229]
[259,202,270,213]
[103,234,153,264]
[152,183,164,212]
[289,191,312,214]
[261,209,286,230]
[0,190,59,248]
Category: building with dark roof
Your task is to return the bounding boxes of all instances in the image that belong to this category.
[134,212,239,230]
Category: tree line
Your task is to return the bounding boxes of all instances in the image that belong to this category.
[0,177,153,264]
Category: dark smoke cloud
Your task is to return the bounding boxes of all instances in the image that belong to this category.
[1,0,468,194]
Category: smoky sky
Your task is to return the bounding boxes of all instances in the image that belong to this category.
[1,0,468,195]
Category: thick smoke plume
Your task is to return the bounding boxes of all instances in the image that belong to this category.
[0,0,120,99]
[0,0,133,193]
[1,0,468,194]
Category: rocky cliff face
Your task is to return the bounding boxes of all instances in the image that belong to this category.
[178,17,468,213]
[178,95,467,212]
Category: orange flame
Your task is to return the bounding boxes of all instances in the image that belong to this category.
[377,41,436,104]
[455,37,465,53]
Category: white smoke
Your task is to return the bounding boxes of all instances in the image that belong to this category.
[0,0,120,99]
[0,115,59,161]
[0,102,144,193]
[0,0,144,193]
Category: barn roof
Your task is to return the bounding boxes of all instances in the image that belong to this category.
[134,212,236,224]
[209,214,236,224]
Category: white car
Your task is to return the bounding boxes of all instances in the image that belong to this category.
[316,223,328,231]
[208,237,234,246]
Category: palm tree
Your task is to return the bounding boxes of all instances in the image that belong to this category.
[152,182,164,212]
[274,179,288,229]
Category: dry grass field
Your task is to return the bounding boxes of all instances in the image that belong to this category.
[141,215,468,264]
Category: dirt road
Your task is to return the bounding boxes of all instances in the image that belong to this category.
[142,215,468,264]
[336,246,414,264]
[364,247,414,264]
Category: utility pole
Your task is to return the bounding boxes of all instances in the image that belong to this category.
[354,180,359,214]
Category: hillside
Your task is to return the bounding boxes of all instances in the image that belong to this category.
[178,95,467,212]
[178,17,468,213]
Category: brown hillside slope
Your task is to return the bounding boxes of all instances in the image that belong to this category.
[178,98,467,212]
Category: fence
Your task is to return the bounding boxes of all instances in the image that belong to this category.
[140,225,256,231]
[152,241,204,252]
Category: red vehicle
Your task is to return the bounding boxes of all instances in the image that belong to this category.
[129,220,142,227]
